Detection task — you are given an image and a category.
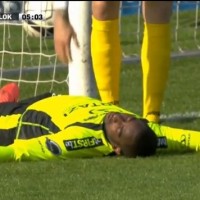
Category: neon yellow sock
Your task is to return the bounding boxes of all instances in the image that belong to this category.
[91,17,121,104]
[142,23,171,123]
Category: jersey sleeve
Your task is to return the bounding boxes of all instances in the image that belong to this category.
[0,146,16,162]
[149,122,200,153]
[5,126,114,161]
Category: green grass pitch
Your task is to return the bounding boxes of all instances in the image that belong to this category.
[0,10,200,200]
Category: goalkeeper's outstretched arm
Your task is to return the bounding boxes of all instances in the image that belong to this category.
[149,122,200,153]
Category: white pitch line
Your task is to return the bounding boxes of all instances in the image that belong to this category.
[160,111,200,123]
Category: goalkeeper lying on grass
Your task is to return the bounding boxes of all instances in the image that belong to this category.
[0,83,199,162]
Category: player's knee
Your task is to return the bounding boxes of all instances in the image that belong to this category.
[92,1,120,20]
[142,1,173,23]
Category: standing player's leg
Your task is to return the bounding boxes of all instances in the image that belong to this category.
[91,1,121,105]
[141,1,173,123]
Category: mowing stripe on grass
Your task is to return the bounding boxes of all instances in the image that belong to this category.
[160,111,200,123]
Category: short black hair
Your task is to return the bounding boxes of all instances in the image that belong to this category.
[121,119,157,158]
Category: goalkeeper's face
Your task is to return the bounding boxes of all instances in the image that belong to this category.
[104,112,156,157]
[104,113,141,152]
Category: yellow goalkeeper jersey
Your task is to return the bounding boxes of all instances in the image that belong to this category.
[1,94,200,162]
[0,95,138,161]
[149,122,200,153]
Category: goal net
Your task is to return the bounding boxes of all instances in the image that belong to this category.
[120,1,200,63]
[0,1,200,98]
[0,1,67,98]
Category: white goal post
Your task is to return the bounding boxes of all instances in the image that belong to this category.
[0,1,200,98]
[67,1,97,98]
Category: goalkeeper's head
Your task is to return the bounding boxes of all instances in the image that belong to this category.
[104,112,157,158]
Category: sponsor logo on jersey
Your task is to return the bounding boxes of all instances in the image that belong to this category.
[64,102,113,116]
[46,138,62,155]
[64,137,103,151]
[157,136,168,148]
